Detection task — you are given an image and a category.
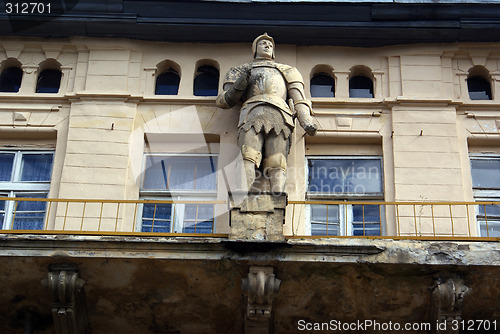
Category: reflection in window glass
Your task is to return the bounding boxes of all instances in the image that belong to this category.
[12,193,47,230]
[308,158,382,195]
[311,204,340,236]
[349,76,373,98]
[155,70,180,95]
[194,66,219,96]
[143,155,217,191]
[470,159,500,189]
[20,154,54,182]
[141,154,218,234]
[0,153,15,181]
[0,67,22,93]
[467,76,492,100]
[183,204,214,233]
[311,73,335,98]
[36,69,61,93]
[141,203,172,233]
[352,204,381,236]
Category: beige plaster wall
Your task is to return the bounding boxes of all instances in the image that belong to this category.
[1,37,499,235]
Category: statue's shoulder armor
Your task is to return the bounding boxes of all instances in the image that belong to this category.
[276,63,304,84]
[224,63,251,84]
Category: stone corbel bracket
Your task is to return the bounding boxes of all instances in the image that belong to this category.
[41,264,88,334]
[242,266,281,325]
[430,275,471,334]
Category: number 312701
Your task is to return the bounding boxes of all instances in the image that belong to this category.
[5,3,51,14]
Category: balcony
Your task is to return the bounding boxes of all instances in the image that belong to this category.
[1,197,499,334]
[1,197,499,240]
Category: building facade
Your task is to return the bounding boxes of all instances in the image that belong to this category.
[0,1,499,333]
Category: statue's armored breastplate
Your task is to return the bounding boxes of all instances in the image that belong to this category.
[244,64,287,101]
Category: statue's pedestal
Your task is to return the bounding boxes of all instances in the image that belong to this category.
[229,192,286,241]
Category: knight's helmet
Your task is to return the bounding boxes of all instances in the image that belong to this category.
[252,33,275,59]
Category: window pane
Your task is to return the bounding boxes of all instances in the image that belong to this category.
[183,204,214,233]
[12,193,47,230]
[20,154,54,182]
[353,223,381,236]
[478,204,500,218]
[311,204,340,236]
[194,66,219,96]
[36,69,61,93]
[155,71,180,95]
[308,159,382,195]
[479,221,500,237]
[143,156,217,191]
[468,76,492,100]
[353,205,380,222]
[0,153,14,181]
[311,74,335,98]
[349,76,373,98]
[141,203,172,233]
[0,67,22,93]
[471,159,500,189]
[353,205,381,236]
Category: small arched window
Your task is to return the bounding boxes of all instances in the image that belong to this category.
[311,73,335,98]
[0,67,22,93]
[467,76,492,100]
[36,69,61,93]
[194,65,219,96]
[155,69,180,95]
[349,76,373,98]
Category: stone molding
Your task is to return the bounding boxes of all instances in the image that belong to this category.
[242,266,281,334]
[41,264,88,334]
[431,275,471,334]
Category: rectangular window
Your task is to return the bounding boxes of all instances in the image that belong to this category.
[140,154,217,233]
[0,150,54,230]
[470,156,500,237]
[307,157,383,236]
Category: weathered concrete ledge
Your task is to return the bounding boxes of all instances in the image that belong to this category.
[0,234,499,267]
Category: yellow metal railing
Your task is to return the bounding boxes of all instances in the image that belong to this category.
[0,197,499,240]
[288,200,500,240]
[0,197,228,237]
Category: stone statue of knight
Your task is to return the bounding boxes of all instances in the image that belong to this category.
[216,33,317,192]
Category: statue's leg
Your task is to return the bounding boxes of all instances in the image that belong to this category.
[237,128,264,191]
[263,133,288,193]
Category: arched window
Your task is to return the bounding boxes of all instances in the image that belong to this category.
[155,69,180,95]
[0,67,22,93]
[467,76,492,100]
[311,73,335,98]
[36,69,61,93]
[349,76,373,98]
[194,65,219,96]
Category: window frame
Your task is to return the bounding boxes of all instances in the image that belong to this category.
[470,154,500,237]
[305,155,384,236]
[138,153,218,233]
[310,72,335,98]
[0,67,23,93]
[0,150,54,230]
[35,69,62,94]
[193,65,219,97]
[155,69,180,95]
[467,76,492,101]
[349,75,374,98]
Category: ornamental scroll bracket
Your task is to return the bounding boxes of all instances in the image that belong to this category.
[430,275,471,334]
[242,266,281,334]
[41,264,89,334]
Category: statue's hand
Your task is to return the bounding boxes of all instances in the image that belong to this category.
[303,123,318,136]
